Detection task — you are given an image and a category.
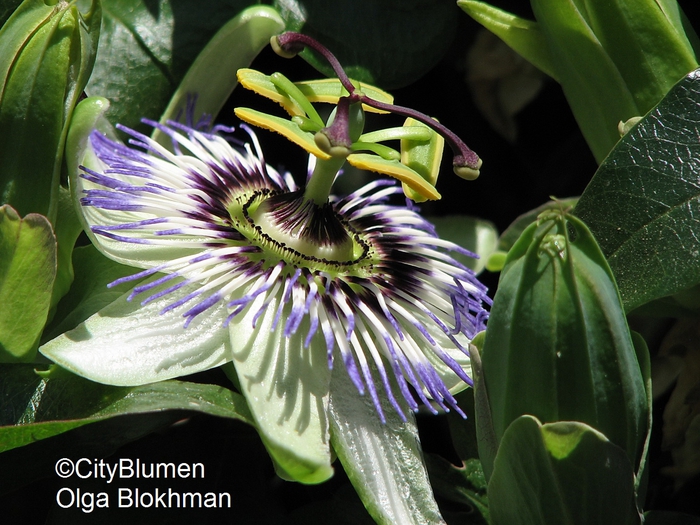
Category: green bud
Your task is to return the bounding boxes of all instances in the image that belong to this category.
[477,210,649,480]
[0,0,100,222]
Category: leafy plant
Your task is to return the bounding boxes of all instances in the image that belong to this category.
[2,0,700,523]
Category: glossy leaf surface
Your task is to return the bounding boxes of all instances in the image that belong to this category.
[0,364,252,453]
[576,68,700,312]
[488,416,640,525]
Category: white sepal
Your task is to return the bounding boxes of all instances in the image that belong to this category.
[329,358,447,525]
[40,281,233,385]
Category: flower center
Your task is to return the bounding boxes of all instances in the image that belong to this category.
[231,189,368,266]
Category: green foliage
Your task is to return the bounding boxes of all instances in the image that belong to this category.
[460,0,699,162]
[0,206,56,361]
[3,0,700,522]
[576,68,700,312]
[42,244,145,342]
[153,5,285,146]
[488,416,640,525]
[0,0,100,221]
[85,0,257,132]
[0,364,253,453]
[458,0,557,80]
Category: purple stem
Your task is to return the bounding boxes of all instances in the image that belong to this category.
[322,97,353,148]
[276,32,481,171]
[276,32,356,95]
[358,95,481,169]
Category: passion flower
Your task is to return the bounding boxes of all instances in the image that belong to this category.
[41,116,490,481]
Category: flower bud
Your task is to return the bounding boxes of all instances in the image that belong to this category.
[0,0,100,221]
[477,210,649,478]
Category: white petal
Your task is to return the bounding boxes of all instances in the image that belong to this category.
[228,288,333,484]
[329,358,447,525]
[426,331,474,395]
[74,170,207,269]
[40,282,232,385]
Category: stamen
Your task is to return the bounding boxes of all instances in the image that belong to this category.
[356,96,482,179]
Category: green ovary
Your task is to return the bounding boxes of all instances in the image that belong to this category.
[227,189,370,272]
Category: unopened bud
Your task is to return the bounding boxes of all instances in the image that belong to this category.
[477,210,649,478]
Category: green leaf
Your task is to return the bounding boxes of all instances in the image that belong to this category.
[428,215,498,275]
[328,359,446,525]
[273,0,460,89]
[571,0,698,113]
[630,331,652,497]
[0,0,54,97]
[0,411,193,498]
[86,0,257,132]
[153,5,285,146]
[0,0,100,220]
[0,364,253,453]
[488,416,640,525]
[48,185,83,311]
[575,68,700,312]
[457,0,558,80]
[529,0,640,162]
[0,205,56,362]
